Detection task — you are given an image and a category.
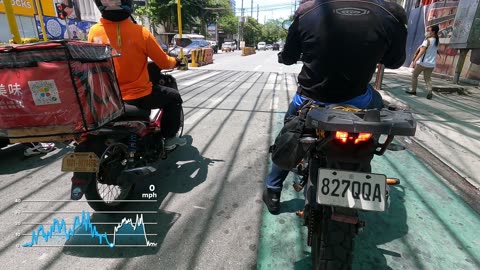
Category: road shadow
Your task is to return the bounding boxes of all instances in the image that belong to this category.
[279,198,304,214]
[293,185,408,270]
[352,185,408,270]
[60,135,218,259]
[0,143,71,175]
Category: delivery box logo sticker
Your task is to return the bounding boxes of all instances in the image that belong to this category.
[28,80,62,106]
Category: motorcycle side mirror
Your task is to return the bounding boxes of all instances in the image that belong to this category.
[175,38,192,48]
[282,20,293,31]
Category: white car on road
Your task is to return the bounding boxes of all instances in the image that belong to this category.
[257,42,266,51]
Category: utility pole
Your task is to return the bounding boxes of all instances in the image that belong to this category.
[251,0,253,17]
[294,0,297,11]
[240,0,244,43]
[257,4,259,22]
[215,15,219,45]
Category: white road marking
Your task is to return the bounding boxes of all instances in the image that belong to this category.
[179,71,221,86]
[38,253,48,260]
[185,90,231,125]
[270,97,279,110]
[185,109,210,125]
[267,73,277,84]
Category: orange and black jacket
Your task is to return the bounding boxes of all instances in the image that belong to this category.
[88,18,177,101]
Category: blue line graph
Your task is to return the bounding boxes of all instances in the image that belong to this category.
[23,211,156,247]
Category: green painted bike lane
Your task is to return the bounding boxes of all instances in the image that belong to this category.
[258,120,480,270]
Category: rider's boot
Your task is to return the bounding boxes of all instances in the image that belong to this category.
[263,188,281,215]
[165,136,187,151]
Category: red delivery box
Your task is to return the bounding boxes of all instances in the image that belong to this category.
[0,41,124,139]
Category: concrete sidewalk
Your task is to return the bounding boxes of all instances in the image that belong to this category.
[377,67,480,190]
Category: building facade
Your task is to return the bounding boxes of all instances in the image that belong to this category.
[229,0,235,13]
[405,0,480,80]
[0,0,101,42]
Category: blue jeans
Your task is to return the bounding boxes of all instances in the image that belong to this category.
[266,87,384,192]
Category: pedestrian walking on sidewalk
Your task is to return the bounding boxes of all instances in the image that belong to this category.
[407,25,440,99]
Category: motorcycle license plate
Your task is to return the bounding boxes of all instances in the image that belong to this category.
[317,169,386,212]
[61,152,100,173]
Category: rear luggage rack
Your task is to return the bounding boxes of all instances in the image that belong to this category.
[306,107,416,136]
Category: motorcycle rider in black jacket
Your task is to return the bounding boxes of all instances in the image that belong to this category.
[264,0,408,214]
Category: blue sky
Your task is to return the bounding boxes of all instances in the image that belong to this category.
[234,0,296,24]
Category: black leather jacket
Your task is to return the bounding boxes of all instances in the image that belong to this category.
[280,0,407,103]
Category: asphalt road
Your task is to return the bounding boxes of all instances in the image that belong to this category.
[0,51,478,270]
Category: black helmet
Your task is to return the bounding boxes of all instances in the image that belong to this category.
[94,0,133,21]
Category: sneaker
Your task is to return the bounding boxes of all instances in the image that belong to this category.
[71,177,89,200]
[165,137,187,151]
[262,188,281,215]
[426,91,433,100]
[24,142,56,157]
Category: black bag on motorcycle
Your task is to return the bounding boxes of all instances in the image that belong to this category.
[270,114,309,171]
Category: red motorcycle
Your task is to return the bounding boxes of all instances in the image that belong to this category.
[62,62,184,211]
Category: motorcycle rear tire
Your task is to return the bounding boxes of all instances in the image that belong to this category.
[83,143,135,212]
[312,207,355,270]
[84,174,135,212]
[177,107,184,138]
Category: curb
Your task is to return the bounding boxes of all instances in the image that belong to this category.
[432,86,468,95]
[379,90,477,190]
[431,72,480,87]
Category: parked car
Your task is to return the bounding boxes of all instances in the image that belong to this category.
[266,44,273,50]
[155,38,169,52]
[257,41,266,51]
[222,41,236,52]
[272,43,280,51]
[169,40,211,61]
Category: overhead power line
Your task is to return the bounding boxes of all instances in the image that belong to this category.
[235,2,294,11]
[235,5,293,13]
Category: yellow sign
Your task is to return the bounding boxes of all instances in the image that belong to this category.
[40,0,56,17]
[0,0,35,16]
[0,0,58,17]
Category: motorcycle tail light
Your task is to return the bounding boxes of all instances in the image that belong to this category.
[355,133,372,144]
[334,131,372,144]
[335,131,350,143]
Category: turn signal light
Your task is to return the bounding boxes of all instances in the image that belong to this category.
[334,131,372,144]
[355,133,372,144]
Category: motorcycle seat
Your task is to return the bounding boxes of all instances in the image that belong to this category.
[122,104,151,119]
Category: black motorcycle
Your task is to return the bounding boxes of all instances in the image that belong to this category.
[291,105,416,269]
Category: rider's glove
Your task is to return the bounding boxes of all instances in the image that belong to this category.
[176,57,187,67]
[277,52,284,64]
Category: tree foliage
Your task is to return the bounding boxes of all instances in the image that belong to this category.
[134,0,202,32]
[260,19,288,44]
[135,1,289,45]
[135,0,234,34]
[243,17,262,46]
[218,14,238,35]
